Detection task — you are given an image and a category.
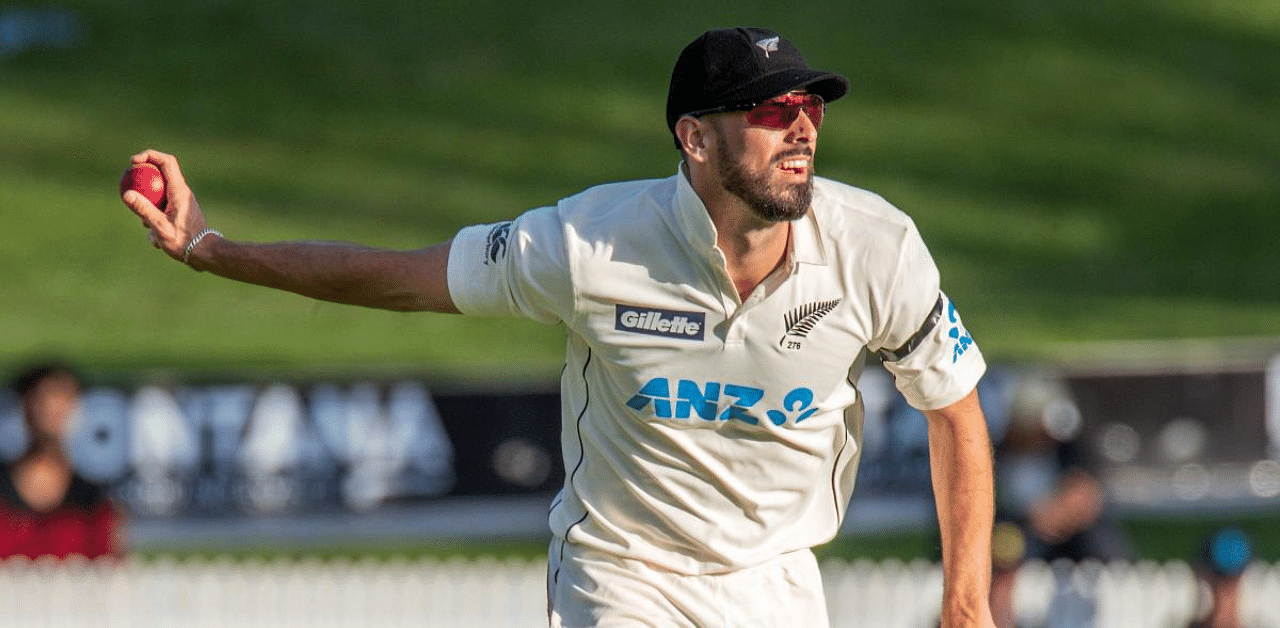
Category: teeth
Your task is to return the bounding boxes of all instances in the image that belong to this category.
[781,159,808,170]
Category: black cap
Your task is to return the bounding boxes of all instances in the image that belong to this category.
[666,28,849,142]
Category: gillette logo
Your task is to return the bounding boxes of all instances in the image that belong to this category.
[615,305,705,341]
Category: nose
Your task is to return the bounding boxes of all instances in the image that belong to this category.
[788,109,817,143]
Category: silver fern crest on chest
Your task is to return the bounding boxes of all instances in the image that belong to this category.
[780,299,841,346]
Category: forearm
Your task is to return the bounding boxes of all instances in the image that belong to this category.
[121,150,459,314]
[926,389,995,626]
[189,235,459,313]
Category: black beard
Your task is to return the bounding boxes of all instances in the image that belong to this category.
[717,141,813,222]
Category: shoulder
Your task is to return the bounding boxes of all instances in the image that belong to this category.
[554,176,675,224]
[540,176,679,255]
[810,177,924,250]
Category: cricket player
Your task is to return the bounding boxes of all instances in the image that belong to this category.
[123,27,996,628]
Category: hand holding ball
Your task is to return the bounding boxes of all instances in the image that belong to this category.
[120,163,167,209]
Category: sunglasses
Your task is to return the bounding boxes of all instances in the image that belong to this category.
[687,93,825,130]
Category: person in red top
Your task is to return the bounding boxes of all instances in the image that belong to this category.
[0,361,123,559]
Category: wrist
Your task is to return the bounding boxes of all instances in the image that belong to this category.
[183,227,222,271]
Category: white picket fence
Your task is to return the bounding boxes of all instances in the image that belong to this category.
[0,555,1277,628]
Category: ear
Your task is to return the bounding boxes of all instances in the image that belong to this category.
[675,116,712,164]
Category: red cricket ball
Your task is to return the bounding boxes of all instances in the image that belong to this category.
[120,163,167,209]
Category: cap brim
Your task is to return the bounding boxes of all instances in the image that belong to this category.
[720,69,850,106]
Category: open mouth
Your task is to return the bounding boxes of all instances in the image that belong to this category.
[778,157,809,174]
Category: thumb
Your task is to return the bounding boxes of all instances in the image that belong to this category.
[122,189,168,226]
[122,189,183,259]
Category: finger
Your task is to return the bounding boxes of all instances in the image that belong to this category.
[130,149,189,191]
[129,148,173,165]
[122,189,169,231]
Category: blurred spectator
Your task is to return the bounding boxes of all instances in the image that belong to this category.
[989,370,1132,628]
[0,361,123,559]
[1187,527,1253,628]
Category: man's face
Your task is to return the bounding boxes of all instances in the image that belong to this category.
[25,372,80,442]
[707,92,820,222]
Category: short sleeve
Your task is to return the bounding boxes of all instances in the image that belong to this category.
[871,222,985,410]
[446,206,574,324]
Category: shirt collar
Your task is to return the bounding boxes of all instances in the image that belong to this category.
[672,163,829,269]
[673,162,720,261]
[790,192,828,268]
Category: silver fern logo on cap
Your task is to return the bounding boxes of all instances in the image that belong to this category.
[755,36,780,58]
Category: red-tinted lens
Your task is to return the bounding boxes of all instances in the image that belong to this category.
[743,94,824,130]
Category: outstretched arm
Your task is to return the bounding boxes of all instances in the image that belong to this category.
[925,388,996,628]
[121,149,459,313]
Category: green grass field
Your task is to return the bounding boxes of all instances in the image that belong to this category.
[2,0,1277,378]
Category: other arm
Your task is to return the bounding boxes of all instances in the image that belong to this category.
[925,388,996,628]
[121,149,458,313]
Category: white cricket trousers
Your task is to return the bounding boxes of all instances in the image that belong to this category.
[547,537,830,627]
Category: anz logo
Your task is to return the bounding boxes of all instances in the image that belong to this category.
[625,378,819,427]
[947,299,974,363]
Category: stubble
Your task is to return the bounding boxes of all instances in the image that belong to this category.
[715,139,813,223]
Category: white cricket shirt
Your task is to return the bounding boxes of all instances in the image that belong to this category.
[447,167,985,574]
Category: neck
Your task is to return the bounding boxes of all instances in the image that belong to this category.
[1206,583,1242,628]
[20,441,70,468]
[711,200,792,301]
[711,204,790,259]
[686,161,794,301]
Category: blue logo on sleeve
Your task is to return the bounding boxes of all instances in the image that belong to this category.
[947,299,974,363]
